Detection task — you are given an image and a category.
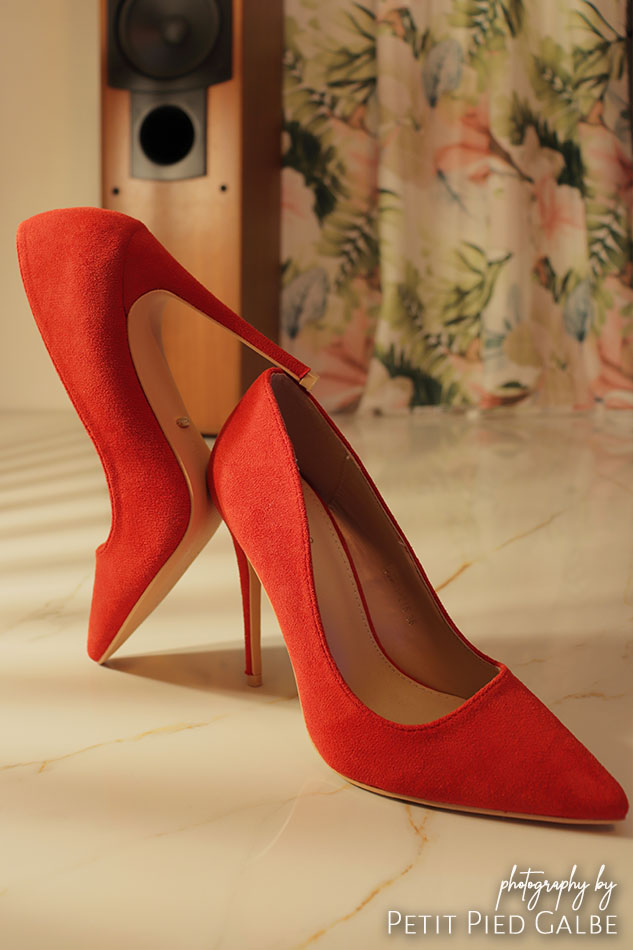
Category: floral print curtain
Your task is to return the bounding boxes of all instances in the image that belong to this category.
[281,0,633,412]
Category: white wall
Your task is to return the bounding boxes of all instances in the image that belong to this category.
[0,0,100,410]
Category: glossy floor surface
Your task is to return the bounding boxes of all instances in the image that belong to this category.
[0,406,631,949]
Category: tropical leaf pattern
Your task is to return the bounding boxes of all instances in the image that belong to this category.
[282,0,633,411]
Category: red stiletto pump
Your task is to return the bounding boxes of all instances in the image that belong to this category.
[209,369,628,823]
[17,207,316,663]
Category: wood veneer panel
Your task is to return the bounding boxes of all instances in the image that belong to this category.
[101,0,282,434]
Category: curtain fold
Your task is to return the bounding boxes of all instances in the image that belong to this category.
[281,0,633,412]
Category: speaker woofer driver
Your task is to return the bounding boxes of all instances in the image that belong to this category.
[117,0,221,80]
[130,89,206,180]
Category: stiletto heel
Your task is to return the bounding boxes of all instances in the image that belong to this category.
[121,222,318,392]
[233,539,263,688]
[17,207,315,663]
[209,369,628,823]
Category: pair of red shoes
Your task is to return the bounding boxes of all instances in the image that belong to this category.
[17,207,628,824]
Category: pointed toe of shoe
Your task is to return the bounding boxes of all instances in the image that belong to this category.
[87,594,124,663]
[587,772,628,823]
[337,667,629,823]
[510,734,629,823]
[600,777,629,823]
[445,670,630,823]
[550,757,629,824]
[493,677,629,823]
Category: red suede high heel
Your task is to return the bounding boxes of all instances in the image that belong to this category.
[209,369,628,823]
[17,207,316,663]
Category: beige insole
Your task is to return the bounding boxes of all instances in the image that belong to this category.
[301,479,467,724]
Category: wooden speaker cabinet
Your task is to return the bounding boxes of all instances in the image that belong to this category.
[101,0,283,434]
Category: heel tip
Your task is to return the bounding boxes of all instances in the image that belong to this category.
[300,370,319,392]
[246,673,263,688]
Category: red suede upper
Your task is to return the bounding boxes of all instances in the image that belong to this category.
[17,208,193,660]
[209,369,628,822]
[18,208,311,660]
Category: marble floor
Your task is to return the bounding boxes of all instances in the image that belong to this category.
[0,405,631,950]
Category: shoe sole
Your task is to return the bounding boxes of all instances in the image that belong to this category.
[97,291,221,663]
[342,775,618,825]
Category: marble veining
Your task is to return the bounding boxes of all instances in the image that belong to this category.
[1,720,220,775]
[0,407,631,950]
[297,809,431,950]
